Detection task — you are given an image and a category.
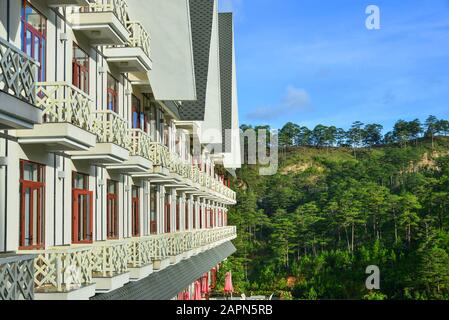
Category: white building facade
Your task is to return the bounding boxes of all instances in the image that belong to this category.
[0,0,240,300]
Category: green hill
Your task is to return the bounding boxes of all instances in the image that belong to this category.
[220,137,449,300]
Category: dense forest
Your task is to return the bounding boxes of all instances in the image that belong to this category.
[217,116,449,300]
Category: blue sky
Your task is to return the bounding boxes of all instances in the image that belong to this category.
[218,0,449,132]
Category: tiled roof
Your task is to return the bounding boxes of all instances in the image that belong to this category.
[91,241,236,300]
[218,13,234,153]
[179,0,215,121]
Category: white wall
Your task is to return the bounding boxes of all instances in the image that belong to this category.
[126,0,197,101]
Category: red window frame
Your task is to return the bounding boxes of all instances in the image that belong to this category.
[132,95,148,132]
[176,202,180,231]
[132,186,140,237]
[210,208,214,229]
[150,185,157,235]
[192,202,196,229]
[72,43,89,94]
[107,73,118,113]
[185,201,189,230]
[19,160,45,250]
[72,172,93,244]
[107,180,119,239]
[21,1,46,81]
[164,199,171,233]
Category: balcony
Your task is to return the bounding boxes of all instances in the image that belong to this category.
[0,38,42,130]
[46,0,91,7]
[70,110,130,164]
[16,82,97,151]
[104,22,152,74]
[69,0,130,46]
[11,227,236,300]
[20,246,95,300]
[128,237,154,281]
[0,253,35,300]
[91,240,130,293]
[106,128,152,173]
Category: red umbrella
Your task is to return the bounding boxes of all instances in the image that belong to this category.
[201,273,209,294]
[224,272,234,294]
[194,281,202,300]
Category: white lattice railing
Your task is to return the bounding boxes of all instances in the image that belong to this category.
[128,237,152,268]
[149,142,171,167]
[91,240,130,278]
[150,234,169,260]
[36,82,96,133]
[13,227,236,297]
[127,21,151,59]
[0,37,38,106]
[127,227,237,263]
[130,129,152,160]
[95,110,131,150]
[0,254,35,300]
[89,0,129,28]
[21,246,93,293]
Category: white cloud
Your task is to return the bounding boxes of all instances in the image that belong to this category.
[246,86,311,121]
[282,86,311,110]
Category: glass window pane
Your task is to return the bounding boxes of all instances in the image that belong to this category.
[25,30,32,56]
[24,188,30,246]
[41,38,45,81]
[32,189,38,246]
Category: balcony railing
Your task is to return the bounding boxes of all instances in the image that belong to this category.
[89,0,129,28]
[127,21,151,58]
[0,37,38,106]
[94,110,131,149]
[36,82,96,133]
[0,254,35,300]
[91,240,129,278]
[15,227,236,296]
[130,129,152,160]
[23,246,92,294]
[128,237,153,269]
[149,142,171,167]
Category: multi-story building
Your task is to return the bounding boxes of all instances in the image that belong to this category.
[0,0,241,300]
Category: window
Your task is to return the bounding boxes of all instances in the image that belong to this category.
[164,193,170,233]
[164,124,170,148]
[132,186,140,237]
[185,201,189,230]
[20,160,45,250]
[176,200,180,231]
[158,110,168,146]
[132,95,147,131]
[21,1,46,81]
[107,73,118,113]
[72,172,93,244]
[209,208,214,229]
[192,202,196,229]
[73,43,89,94]
[150,185,157,234]
[107,180,118,239]
[199,206,203,229]
[148,101,157,142]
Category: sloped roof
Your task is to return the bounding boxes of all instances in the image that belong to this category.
[91,241,236,300]
[218,13,234,153]
[179,0,215,121]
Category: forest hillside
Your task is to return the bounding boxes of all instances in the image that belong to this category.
[218,117,449,300]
